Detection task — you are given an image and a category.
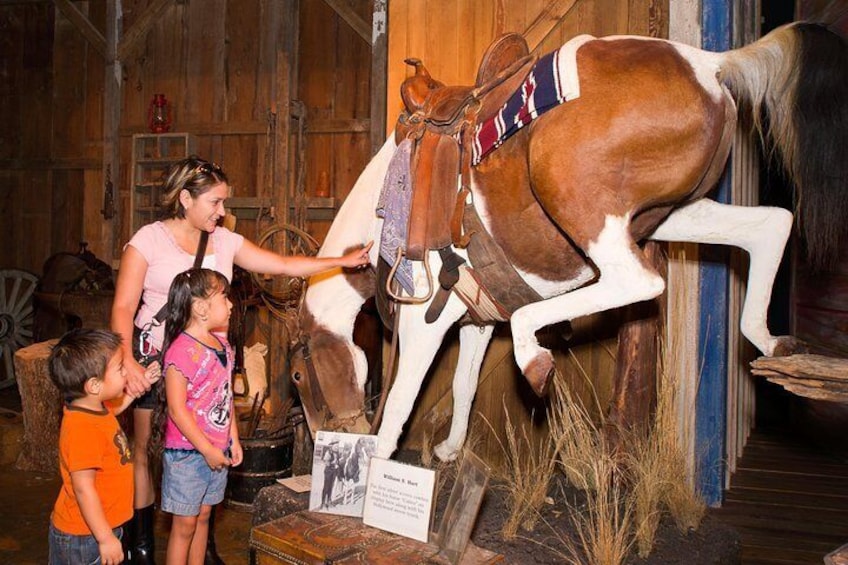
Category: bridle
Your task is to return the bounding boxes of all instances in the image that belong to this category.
[289,333,334,422]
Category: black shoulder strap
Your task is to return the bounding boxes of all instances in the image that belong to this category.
[152,230,209,324]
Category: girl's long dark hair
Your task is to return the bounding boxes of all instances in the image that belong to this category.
[148,268,231,479]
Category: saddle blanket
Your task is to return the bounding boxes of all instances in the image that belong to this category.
[471,37,588,165]
[376,139,415,295]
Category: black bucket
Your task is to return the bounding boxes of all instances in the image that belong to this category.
[225,430,294,512]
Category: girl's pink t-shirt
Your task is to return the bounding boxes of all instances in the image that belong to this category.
[163,332,234,451]
[127,222,244,349]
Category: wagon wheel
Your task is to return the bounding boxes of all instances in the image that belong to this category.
[251,224,320,315]
[0,269,38,388]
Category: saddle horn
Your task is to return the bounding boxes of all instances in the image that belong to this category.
[401,58,444,113]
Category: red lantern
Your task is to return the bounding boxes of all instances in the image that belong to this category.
[148,93,172,133]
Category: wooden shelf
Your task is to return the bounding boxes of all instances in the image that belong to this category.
[130,133,194,234]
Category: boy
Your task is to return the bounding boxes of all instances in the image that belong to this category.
[47,329,152,565]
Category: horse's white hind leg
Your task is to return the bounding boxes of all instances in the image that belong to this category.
[433,324,495,462]
[512,214,666,395]
[649,199,793,355]
[376,291,469,459]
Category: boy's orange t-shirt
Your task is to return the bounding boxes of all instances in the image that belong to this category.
[51,404,134,535]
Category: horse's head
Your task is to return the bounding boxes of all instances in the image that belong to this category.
[289,307,371,436]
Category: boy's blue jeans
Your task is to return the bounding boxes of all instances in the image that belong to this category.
[48,521,123,565]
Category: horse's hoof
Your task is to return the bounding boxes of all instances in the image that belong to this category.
[524,354,555,397]
[772,336,810,357]
[433,441,460,462]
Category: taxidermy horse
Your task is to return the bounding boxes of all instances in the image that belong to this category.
[290,22,848,461]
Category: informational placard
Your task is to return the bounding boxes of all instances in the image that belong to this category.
[362,457,436,543]
[276,474,312,493]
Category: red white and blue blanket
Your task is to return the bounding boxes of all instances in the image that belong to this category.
[472,47,574,165]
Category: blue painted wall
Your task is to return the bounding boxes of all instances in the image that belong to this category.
[696,0,733,507]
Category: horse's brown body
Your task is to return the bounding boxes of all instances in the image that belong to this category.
[474,38,733,290]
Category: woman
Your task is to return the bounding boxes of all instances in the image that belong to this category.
[111,157,370,564]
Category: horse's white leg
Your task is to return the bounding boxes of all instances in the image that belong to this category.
[511,214,666,393]
[376,292,469,459]
[433,324,495,462]
[649,198,793,355]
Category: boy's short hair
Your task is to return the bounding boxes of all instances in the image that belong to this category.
[49,329,122,400]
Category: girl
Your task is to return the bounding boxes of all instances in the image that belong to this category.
[149,268,243,565]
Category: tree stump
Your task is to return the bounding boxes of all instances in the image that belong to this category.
[14,339,61,474]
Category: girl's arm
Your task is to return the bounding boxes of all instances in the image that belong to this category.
[111,245,155,398]
[229,402,243,467]
[164,367,230,470]
[70,469,124,565]
[234,239,373,277]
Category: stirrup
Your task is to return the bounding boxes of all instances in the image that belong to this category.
[386,248,434,304]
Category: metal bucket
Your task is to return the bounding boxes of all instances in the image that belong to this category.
[225,430,295,512]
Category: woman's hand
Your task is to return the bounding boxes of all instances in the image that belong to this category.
[339,241,373,270]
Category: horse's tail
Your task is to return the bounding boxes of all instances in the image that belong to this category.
[719,22,848,269]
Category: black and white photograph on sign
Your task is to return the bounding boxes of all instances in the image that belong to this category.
[309,430,378,517]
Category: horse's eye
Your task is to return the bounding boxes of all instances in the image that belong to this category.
[292,371,302,383]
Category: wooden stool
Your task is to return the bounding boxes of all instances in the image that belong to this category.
[14,339,61,474]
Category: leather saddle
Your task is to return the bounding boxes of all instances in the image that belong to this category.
[395,33,537,262]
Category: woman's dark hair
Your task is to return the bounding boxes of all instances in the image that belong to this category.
[159,156,228,219]
[148,268,231,478]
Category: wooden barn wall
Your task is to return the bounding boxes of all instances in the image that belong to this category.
[387,0,669,465]
[0,3,57,274]
[0,0,373,277]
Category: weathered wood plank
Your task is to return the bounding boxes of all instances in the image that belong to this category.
[54,0,105,57]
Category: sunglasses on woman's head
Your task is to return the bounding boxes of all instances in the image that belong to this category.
[193,162,223,176]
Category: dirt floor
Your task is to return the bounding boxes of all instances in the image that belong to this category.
[460,474,740,564]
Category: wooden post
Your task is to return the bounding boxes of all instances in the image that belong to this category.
[102,0,121,262]
[266,0,299,418]
[606,242,666,441]
[370,0,388,151]
[14,340,62,474]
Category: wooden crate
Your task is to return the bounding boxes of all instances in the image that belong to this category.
[250,510,502,564]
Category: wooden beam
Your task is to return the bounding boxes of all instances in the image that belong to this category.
[370,0,388,152]
[322,0,370,44]
[102,0,121,262]
[118,118,369,137]
[523,0,579,51]
[308,118,370,134]
[117,0,174,62]
[53,0,106,57]
[0,158,100,169]
[267,0,300,409]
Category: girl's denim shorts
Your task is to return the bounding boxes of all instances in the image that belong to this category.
[48,521,122,565]
[161,448,228,516]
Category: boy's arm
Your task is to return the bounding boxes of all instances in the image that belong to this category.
[165,367,230,469]
[70,469,124,564]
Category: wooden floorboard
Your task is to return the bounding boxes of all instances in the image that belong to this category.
[715,428,848,565]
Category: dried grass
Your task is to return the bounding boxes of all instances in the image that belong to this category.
[549,371,603,490]
[563,454,635,565]
[481,401,557,539]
